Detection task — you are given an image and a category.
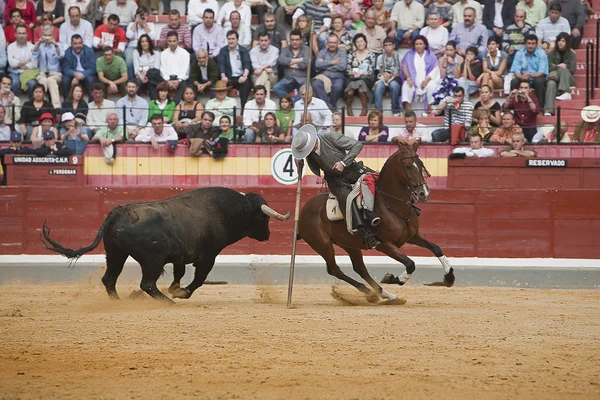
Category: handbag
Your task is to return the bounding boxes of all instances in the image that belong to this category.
[450,124,466,145]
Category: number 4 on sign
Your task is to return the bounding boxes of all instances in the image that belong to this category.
[271,149,305,185]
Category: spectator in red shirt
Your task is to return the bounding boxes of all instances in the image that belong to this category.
[4,9,33,44]
[33,12,60,43]
[502,80,540,142]
[5,0,37,30]
[93,14,127,55]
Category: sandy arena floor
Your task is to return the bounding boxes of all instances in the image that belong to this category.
[1,281,599,399]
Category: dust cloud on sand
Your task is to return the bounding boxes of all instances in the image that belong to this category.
[1,282,599,400]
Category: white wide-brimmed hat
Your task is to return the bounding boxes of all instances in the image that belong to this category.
[581,105,600,123]
[291,124,318,159]
[103,143,115,164]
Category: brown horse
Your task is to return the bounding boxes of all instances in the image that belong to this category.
[297,141,455,302]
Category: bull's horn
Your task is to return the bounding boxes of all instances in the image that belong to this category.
[261,205,291,221]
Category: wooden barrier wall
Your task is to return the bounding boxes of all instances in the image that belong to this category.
[1,187,598,259]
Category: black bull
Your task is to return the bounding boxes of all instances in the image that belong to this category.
[42,188,290,302]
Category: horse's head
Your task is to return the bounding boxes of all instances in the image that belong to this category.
[386,139,431,203]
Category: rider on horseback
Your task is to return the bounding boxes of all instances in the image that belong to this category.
[291,112,382,249]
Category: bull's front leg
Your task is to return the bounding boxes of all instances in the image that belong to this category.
[167,263,187,294]
[171,255,217,299]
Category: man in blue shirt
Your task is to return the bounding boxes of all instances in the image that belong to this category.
[33,25,64,109]
[312,34,347,112]
[448,7,489,57]
[61,34,97,102]
[509,33,548,109]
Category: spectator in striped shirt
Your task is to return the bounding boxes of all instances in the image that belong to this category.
[292,0,331,47]
[159,10,192,51]
[431,86,474,142]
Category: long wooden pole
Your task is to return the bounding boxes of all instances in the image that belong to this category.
[287,22,314,309]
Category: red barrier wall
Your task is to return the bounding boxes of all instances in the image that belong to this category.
[1,186,599,259]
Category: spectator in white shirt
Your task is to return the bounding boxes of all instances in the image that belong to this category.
[159,31,190,103]
[217,0,251,31]
[125,6,157,79]
[451,133,495,157]
[293,84,332,130]
[192,9,225,58]
[0,106,11,140]
[389,111,432,143]
[59,6,94,50]
[242,85,277,142]
[103,0,138,27]
[135,113,179,149]
[7,25,38,97]
[188,0,219,27]
[229,11,251,48]
[0,76,22,125]
[250,32,279,97]
[420,12,448,58]
[87,82,116,133]
[0,27,7,74]
[64,0,92,20]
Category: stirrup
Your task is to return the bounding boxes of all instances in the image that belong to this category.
[371,217,381,227]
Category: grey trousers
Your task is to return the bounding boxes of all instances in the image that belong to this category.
[545,68,574,114]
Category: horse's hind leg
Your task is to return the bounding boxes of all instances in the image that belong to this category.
[377,243,417,286]
[343,247,398,301]
[168,264,186,294]
[408,232,455,287]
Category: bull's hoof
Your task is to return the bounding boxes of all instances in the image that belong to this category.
[171,287,191,299]
[167,283,180,294]
[380,273,401,285]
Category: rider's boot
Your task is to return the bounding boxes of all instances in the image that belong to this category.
[358,226,382,249]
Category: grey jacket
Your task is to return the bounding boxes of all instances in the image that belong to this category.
[306,132,363,177]
[279,44,309,84]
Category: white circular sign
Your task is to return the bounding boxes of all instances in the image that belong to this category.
[271,148,305,185]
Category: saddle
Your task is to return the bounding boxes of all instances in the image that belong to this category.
[326,174,377,234]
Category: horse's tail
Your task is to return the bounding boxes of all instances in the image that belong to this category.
[41,208,121,260]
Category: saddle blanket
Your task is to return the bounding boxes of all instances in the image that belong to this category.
[326,173,378,233]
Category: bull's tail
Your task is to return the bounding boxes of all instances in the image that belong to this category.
[41,208,121,260]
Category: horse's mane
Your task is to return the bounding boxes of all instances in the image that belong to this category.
[379,144,430,182]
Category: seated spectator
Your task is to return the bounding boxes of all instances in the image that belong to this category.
[503,80,540,142]
[499,131,537,157]
[87,82,115,134]
[374,37,402,116]
[242,85,277,143]
[432,86,474,142]
[345,34,376,117]
[253,12,288,50]
[482,0,515,42]
[273,29,309,102]
[124,7,156,78]
[473,84,501,126]
[275,0,301,28]
[92,112,124,164]
[6,0,36,29]
[255,112,285,143]
[547,0,584,49]
[7,25,37,98]
[0,30,7,76]
[217,30,253,111]
[35,129,73,156]
[573,105,600,143]
[36,0,65,26]
[218,115,234,140]
[510,34,547,109]
[449,8,488,58]
[480,37,507,91]
[535,3,571,51]
[452,133,495,157]
[488,111,522,144]
[59,111,90,145]
[457,46,482,101]
[158,10,192,51]
[148,82,176,123]
[133,34,160,99]
[390,0,424,45]
[502,9,534,69]
[217,0,251,31]
[18,84,55,138]
[329,111,343,135]
[333,0,361,33]
[59,6,94,49]
[192,9,225,58]
[30,112,58,147]
[117,80,149,139]
[516,0,546,29]
[358,110,389,142]
[33,25,63,109]
[0,75,22,125]
[275,95,295,142]
[173,86,204,137]
[93,14,126,55]
[34,12,60,43]
[326,14,353,54]
[159,30,189,103]
[313,34,347,112]
[97,46,128,95]
[229,11,251,48]
[545,32,575,115]
[4,9,33,44]
[401,35,440,115]
[187,0,219,28]
[532,120,567,143]
[250,32,279,97]
[371,0,392,31]
[61,84,89,128]
[103,0,137,28]
[295,14,312,48]
[390,111,431,143]
[61,34,96,102]
[420,12,448,58]
[293,84,332,132]
[134,113,178,149]
[186,110,220,142]
[452,0,482,25]
[189,49,219,97]
[358,10,387,57]
[0,107,11,140]
[205,80,237,127]
[292,0,331,48]
[432,41,462,106]
[0,131,34,185]
[468,108,495,140]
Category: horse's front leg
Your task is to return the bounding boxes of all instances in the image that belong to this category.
[377,243,416,286]
[407,232,455,287]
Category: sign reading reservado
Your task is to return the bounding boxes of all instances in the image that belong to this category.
[526,159,568,168]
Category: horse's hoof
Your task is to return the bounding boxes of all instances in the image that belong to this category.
[365,291,380,303]
[167,284,180,294]
[443,273,455,287]
[380,273,400,285]
[171,288,191,299]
